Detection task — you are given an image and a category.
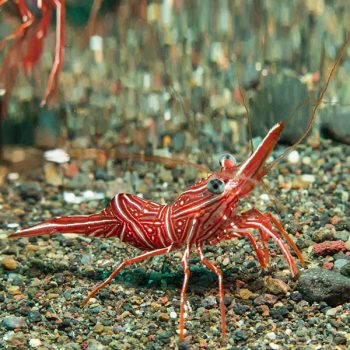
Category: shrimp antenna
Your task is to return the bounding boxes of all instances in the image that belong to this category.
[239,87,254,155]
[268,32,350,170]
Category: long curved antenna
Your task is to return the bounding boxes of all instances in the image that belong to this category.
[268,32,350,170]
[0,0,34,50]
[41,0,66,106]
[239,87,254,155]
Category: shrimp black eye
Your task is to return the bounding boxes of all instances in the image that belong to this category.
[219,153,237,167]
[207,178,225,194]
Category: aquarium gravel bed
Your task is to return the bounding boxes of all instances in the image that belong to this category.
[0,140,350,350]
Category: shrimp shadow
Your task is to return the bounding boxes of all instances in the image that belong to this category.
[85,264,256,293]
[24,250,261,293]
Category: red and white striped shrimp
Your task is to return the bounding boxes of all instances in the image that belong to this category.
[9,123,302,342]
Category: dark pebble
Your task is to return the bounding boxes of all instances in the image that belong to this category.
[233,303,250,315]
[17,182,43,201]
[54,273,66,284]
[297,268,350,306]
[28,310,43,323]
[246,261,258,269]
[202,295,217,309]
[59,318,73,329]
[335,219,350,231]
[270,306,289,320]
[308,317,317,326]
[158,331,172,342]
[232,330,248,342]
[255,324,265,333]
[178,340,191,350]
[333,333,347,345]
[101,319,113,326]
[18,308,30,316]
[25,300,35,307]
[249,279,265,292]
[290,291,303,302]
[340,262,350,277]
[223,295,233,307]
[90,306,103,314]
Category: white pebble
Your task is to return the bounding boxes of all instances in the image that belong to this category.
[285,328,292,336]
[288,150,300,164]
[63,192,78,204]
[29,339,42,348]
[7,223,19,229]
[266,332,277,340]
[269,343,280,350]
[44,148,70,164]
[170,311,177,319]
[7,172,20,181]
[301,174,315,183]
[260,194,270,202]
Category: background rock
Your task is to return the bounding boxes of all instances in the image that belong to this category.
[297,268,350,306]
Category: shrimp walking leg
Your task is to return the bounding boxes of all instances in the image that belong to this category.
[81,246,172,306]
[179,245,191,342]
[196,242,226,342]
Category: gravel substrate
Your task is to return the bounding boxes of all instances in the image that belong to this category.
[1,140,350,350]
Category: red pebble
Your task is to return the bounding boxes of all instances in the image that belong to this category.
[313,240,346,256]
[235,279,245,288]
[64,162,79,177]
[322,262,334,270]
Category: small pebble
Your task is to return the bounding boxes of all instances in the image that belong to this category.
[29,339,42,348]
[341,191,349,203]
[1,257,18,270]
[158,313,170,322]
[288,150,300,164]
[93,324,105,334]
[2,316,27,330]
[265,277,289,295]
[222,257,230,266]
[7,285,21,295]
[333,333,347,345]
[300,174,316,183]
[302,156,311,165]
[254,294,278,306]
[256,305,270,316]
[47,293,60,299]
[265,332,276,340]
[239,288,253,300]
[326,306,340,316]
